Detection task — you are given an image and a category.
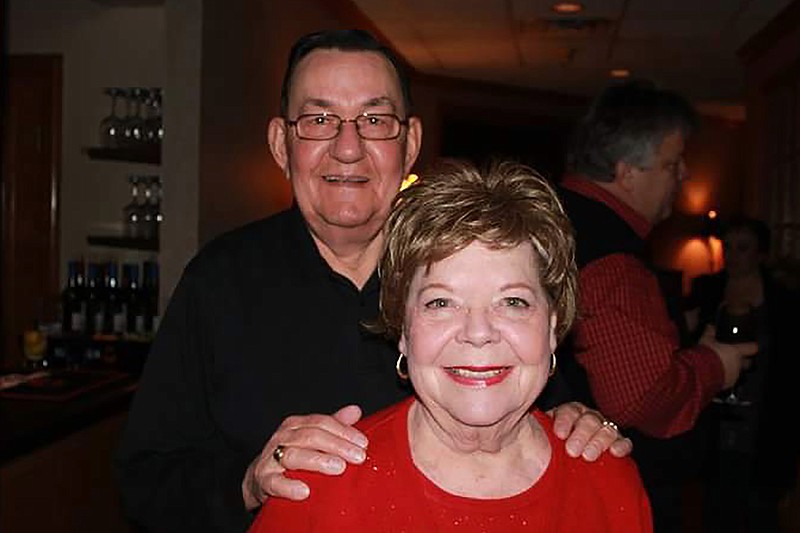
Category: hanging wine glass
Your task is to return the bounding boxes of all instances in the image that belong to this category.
[143,88,163,144]
[123,175,144,238]
[129,87,147,146]
[120,88,135,147]
[98,88,124,148]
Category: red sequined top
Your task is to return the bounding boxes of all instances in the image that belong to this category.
[250,397,652,532]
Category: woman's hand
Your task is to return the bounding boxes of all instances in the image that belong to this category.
[548,402,633,461]
[242,405,368,510]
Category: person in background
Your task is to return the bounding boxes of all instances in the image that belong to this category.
[114,29,632,532]
[551,79,758,533]
[685,215,799,533]
[250,160,652,533]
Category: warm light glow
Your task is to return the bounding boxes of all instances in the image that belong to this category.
[551,2,583,14]
[680,181,712,215]
[610,69,630,79]
[708,210,718,219]
[400,174,419,191]
[675,237,722,293]
[708,236,723,272]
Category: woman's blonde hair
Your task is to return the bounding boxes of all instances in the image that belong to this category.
[378,159,578,342]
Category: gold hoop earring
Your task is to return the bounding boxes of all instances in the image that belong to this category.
[396,353,409,380]
[549,352,557,377]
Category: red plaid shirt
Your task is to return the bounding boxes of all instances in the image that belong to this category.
[563,177,724,438]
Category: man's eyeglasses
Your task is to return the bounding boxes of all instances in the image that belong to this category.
[286,113,408,140]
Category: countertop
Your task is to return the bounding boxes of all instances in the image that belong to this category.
[0,369,138,465]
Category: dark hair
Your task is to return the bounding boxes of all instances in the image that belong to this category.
[567,79,698,182]
[279,29,413,117]
[723,215,771,254]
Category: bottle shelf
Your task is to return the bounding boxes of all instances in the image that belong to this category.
[83,145,161,165]
[87,235,159,252]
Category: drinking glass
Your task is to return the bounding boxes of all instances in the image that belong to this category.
[138,176,163,240]
[123,175,144,238]
[22,328,48,370]
[99,88,124,148]
[143,88,163,144]
[127,88,147,146]
[714,303,758,405]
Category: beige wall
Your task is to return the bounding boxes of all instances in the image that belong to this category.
[197,0,347,245]
[8,0,167,291]
[161,0,201,310]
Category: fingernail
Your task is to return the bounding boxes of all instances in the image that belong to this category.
[294,485,310,500]
[354,435,368,448]
[566,441,582,458]
[582,446,599,462]
[348,448,366,463]
[326,458,346,474]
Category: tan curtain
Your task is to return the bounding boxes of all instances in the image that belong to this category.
[762,68,800,286]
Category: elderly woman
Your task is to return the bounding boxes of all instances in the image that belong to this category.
[250,161,651,532]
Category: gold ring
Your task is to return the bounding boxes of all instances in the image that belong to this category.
[601,419,619,433]
[272,445,286,465]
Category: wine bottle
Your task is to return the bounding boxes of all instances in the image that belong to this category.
[85,263,106,336]
[104,261,126,335]
[123,263,146,335]
[61,260,86,334]
[142,260,160,333]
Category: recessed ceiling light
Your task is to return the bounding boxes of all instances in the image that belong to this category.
[610,69,631,79]
[552,2,583,14]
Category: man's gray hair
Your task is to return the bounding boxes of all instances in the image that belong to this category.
[567,79,698,182]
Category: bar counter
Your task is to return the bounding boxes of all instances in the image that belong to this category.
[0,338,148,532]
[0,370,138,464]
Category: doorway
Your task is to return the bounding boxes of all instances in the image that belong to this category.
[1,54,62,370]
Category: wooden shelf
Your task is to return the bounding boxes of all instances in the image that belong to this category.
[86,235,159,252]
[83,145,161,165]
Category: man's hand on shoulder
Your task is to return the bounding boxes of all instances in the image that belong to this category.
[242,405,368,510]
[548,401,633,461]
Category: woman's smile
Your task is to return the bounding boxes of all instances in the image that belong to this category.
[443,366,512,387]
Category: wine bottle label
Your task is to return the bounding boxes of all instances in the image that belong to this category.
[113,312,126,334]
[135,315,146,334]
[93,312,104,333]
[152,315,161,333]
[71,311,85,332]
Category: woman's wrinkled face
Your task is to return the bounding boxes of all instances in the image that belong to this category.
[723,228,763,277]
[399,241,557,430]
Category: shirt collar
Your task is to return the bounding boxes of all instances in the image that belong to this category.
[561,175,652,239]
[287,203,380,292]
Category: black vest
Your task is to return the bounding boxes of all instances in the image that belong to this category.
[546,185,702,487]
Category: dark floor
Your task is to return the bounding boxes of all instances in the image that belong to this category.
[680,465,800,533]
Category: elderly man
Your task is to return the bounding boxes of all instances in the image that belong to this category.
[115,30,630,532]
[554,80,758,532]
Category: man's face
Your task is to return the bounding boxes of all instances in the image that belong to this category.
[628,130,688,224]
[269,49,421,247]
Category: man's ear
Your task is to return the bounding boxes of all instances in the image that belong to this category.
[268,117,290,178]
[614,159,637,192]
[403,117,423,175]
